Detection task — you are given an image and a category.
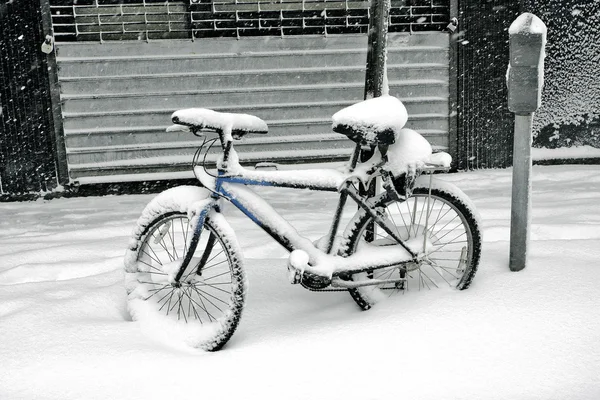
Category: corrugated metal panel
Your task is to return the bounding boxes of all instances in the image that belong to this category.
[56,32,450,184]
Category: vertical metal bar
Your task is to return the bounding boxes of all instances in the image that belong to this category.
[363,0,392,100]
[447,0,459,169]
[40,0,69,186]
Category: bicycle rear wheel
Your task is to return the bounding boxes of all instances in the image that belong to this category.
[125,186,246,351]
[340,178,482,310]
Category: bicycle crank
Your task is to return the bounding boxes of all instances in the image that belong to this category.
[331,276,407,289]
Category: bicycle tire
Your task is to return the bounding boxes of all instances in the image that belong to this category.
[124,186,246,351]
[339,177,482,310]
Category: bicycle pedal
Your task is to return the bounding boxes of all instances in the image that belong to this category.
[287,265,303,284]
[287,250,309,285]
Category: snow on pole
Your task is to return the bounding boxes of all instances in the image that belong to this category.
[507,13,547,272]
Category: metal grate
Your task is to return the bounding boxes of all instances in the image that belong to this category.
[50,0,191,41]
[190,0,449,38]
[49,0,450,41]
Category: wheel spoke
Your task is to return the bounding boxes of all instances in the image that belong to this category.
[428,205,452,236]
[203,270,231,282]
[426,262,455,285]
[139,250,163,269]
[416,196,427,235]
[166,291,178,314]
[143,285,171,300]
[167,222,179,260]
[194,286,230,306]
[137,280,167,286]
[181,287,207,323]
[429,237,469,255]
[141,270,168,276]
[195,281,232,295]
[430,215,461,241]
[384,206,402,241]
[203,249,226,269]
[189,285,217,322]
[191,285,225,314]
[177,291,184,321]
[153,231,176,262]
[201,259,229,273]
[146,245,164,267]
[429,263,461,278]
[158,289,175,312]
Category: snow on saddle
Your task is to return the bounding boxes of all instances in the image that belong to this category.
[332,95,409,146]
[170,108,268,139]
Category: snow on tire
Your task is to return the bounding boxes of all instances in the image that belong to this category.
[124,186,246,351]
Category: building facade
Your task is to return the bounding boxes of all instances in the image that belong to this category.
[0,0,597,195]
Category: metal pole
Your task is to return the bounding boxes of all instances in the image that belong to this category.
[509,114,533,271]
[359,0,393,242]
[364,0,392,100]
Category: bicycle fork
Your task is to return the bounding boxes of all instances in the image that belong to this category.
[170,205,214,286]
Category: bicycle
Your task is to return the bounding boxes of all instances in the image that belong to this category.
[124,95,482,351]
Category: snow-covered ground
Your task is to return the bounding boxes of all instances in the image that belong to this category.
[1,164,599,400]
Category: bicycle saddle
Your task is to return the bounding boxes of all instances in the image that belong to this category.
[332,96,408,146]
[171,108,268,138]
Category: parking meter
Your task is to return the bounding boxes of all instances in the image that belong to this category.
[507,13,547,272]
[507,13,547,115]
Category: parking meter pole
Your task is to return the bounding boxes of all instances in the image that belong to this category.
[510,114,534,271]
[506,13,546,272]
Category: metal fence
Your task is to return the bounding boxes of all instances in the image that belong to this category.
[0,0,60,195]
[456,0,520,169]
[49,0,450,41]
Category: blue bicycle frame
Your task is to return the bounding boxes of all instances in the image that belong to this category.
[172,134,418,284]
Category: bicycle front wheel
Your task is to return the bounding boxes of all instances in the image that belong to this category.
[125,186,246,351]
[340,178,482,310]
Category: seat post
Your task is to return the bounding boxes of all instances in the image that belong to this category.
[348,143,362,172]
[218,130,234,173]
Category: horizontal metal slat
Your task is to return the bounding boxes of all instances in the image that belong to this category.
[57,64,448,94]
[57,49,447,77]
[59,83,449,115]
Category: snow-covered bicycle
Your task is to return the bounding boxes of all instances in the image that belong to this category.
[124,95,482,351]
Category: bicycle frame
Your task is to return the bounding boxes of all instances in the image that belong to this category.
[173,134,421,285]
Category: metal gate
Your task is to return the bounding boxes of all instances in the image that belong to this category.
[0,0,65,195]
[49,1,455,184]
